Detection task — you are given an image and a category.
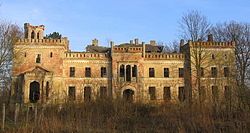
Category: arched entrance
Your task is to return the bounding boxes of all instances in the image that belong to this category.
[29,81,40,103]
[123,89,134,102]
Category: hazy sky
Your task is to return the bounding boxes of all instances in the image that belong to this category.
[0,0,249,51]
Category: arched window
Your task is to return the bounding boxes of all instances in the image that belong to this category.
[50,52,53,58]
[31,31,35,39]
[37,32,40,39]
[36,54,41,63]
[29,81,40,103]
[120,65,125,77]
[132,65,137,77]
[126,65,131,81]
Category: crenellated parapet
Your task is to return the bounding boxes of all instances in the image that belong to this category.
[14,37,69,47]
[65,52,109,59]
[113,46,143,53]
[144,53,184,60]
[188,40,235,48]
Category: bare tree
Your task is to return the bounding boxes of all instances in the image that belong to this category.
[211,21,250,108]
[161,40,180,53]
[0,20,22,103]
[178,10,212,105]
[179,10,211,42]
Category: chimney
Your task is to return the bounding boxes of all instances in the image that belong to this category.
[110,41,114,53]
[142,42,145,57]
[110,41,114,47]
[135,38,139,45]
[208,34,213,42]
[92,39,98,46]
[150,40,156,46]
[130,40,133,44]
[180,39,184,46]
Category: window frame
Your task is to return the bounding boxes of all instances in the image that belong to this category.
[149,68,155,77]
[68,86,76,101]
[101,67,107,77]
[85,67,91,77]
[163,86,171,101]
[149,87,156,100]
[69,67,75,77]
[179,68,184,78]
[211,67,217,77]
[164,68,169,78]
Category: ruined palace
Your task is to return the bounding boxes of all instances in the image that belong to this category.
[11,23,237,104]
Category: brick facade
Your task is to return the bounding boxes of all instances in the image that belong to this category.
[11,23,237,104]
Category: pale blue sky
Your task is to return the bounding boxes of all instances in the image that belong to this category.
[0,0,249,51]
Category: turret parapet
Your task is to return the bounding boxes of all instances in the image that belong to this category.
[145,53,184,60]
[14,37,69,49]
[190,41,235,48]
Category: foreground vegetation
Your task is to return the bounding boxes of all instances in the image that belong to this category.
[0,99,249,133]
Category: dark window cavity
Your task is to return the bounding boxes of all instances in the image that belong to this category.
[68,86,76,101]
[36,54,41,63]
[85,67,91,77]
[149,68,155,77]
[179,68,184,78]
[164,68,169,78]
[70,67,75,77]
[101,67,107,77]
[149,87,156,100]
[163,87,171,101]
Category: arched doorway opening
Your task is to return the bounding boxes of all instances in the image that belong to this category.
[123,89,134,102]
[29,81,40,103]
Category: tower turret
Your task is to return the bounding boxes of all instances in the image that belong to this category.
[24,23,45,39]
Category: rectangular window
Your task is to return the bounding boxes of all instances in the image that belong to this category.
[84,86,91,102]
[211,67,217,77]
[101,67,107,77]
[36,54,41,63]
[68,86,76,101]
[149,68,155,77]
[179,68,184,78]
[224,86,231,101]
[100,86,107,99]
[85,67,91,77]
[163,87,171,101]
[164,68,169,78]
[70,67,75,77]
[212,86,219,101]
[149,87,156,100]
[178,87,185,102]
[224,67,230,77]
[200,67,204,77]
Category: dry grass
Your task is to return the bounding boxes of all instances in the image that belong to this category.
[1,99,249,133]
